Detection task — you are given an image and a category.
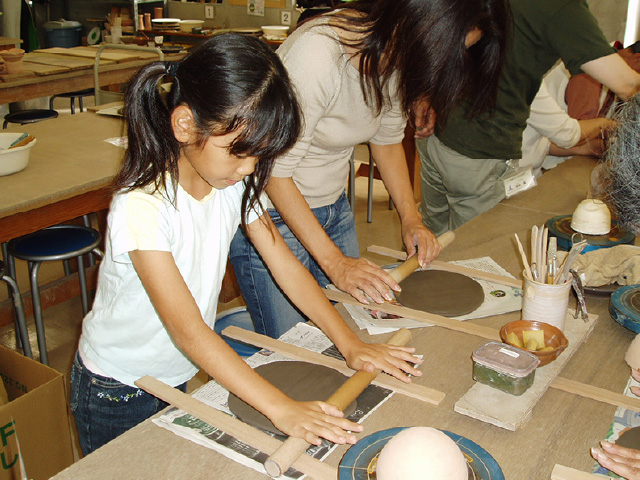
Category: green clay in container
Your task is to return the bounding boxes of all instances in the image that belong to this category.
[472,341,540,396]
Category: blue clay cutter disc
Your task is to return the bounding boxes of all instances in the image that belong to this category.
[545,215,635,253]
[610,285,640,333]
[338,427,504,480]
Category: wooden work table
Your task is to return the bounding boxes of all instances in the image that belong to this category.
[0,46,184,105]
[0,111,124,243]
[51,156,633,479]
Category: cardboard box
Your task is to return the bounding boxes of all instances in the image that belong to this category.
[0,345,73,480]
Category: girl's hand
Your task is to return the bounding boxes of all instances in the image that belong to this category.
[592,441,640,479]
[400,217,442,268]
[341,339,423,384]
[326,255,400,305]
[269,399,363,446]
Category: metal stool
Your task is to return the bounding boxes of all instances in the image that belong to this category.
[7,225,102,364]
[49,88,94,114]
[3,109,58,129]
[0,260,31,358]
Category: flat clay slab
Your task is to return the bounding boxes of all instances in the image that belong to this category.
[617,426,640,449]
[228,361,357,436]
[396,270,484,317]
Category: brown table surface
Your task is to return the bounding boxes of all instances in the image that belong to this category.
[0,112,124,243]
[0,47,184,105]
[51,156,635,479]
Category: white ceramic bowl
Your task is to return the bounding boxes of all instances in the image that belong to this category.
[0,133,36,176]
[179,19,204,33]
[261,25,289,38]
[571,198,611,235]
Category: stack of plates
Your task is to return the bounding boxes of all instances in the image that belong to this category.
[610,285,640,333]
[151,18,181,31]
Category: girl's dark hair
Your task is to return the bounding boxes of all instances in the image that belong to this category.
[330,0,510,126]
[115,33,301,228]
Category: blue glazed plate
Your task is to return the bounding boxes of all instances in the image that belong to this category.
[610,285,640,333]
[338,427,504,480]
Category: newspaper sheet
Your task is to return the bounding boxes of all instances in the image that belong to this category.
[153,323,393,479]
[340,256,523,335]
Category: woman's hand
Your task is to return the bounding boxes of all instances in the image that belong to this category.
[401,216,442,268]
[268,399,363,446]
[592,441,640,479]
[326,255,401,305]
[340,338,423,384]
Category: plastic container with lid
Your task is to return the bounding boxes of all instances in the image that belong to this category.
[44,20,83,48]
[472,341,540,396]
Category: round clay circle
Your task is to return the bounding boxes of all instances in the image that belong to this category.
[228,361,357,436]
[396,270,484,317]
[616,427,640,450]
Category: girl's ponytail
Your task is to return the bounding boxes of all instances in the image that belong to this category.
[114,61,182,199]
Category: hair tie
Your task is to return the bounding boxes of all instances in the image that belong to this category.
[166,61,180,78]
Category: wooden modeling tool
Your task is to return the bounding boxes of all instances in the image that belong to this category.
[8,135,34,149]
[514,233,533,280]
[263,328,412,478]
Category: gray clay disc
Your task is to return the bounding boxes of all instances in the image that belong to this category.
[228,361,357,436]
[617,427,640,450]
[396,270,484,317]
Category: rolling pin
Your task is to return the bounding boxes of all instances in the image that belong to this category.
[264,327,413,478]
[388,230,455,283]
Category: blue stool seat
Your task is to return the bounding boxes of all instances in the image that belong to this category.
[214,307,260,357]
[8,224,102,364]
[49,88,94,114]
[3,109,58,129]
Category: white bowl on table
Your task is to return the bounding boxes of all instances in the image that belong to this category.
[0,133,36,176]
[179,20,205,33]
[261,25,289,39]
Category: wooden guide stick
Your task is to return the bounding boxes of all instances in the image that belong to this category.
[551,377,640,413]
[388,231,455,283]
[263,328,412,478]
[366,245,523,289]
[134,376,337,480]
[222,326,445,405]
[551,464,607,479]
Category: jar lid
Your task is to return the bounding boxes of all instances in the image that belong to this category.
[472,341,540,377]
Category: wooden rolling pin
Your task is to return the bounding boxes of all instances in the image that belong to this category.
[263,327,413,478]
[388,230,455,283]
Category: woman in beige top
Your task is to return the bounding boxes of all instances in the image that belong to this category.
[230,0,510,338]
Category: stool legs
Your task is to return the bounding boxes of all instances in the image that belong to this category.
[28,262,48,364]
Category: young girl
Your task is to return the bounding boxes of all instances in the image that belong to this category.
[70,33,421,456]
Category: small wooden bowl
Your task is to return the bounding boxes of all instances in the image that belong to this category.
[500,320,568,367]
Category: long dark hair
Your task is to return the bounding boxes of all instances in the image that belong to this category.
[115,33,301,228]
[329,0,510,126]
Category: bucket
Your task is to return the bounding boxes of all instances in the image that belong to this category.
[44,20,82,48]
[522,275,572,331]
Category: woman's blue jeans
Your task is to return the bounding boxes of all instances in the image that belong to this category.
[229,192,359,339]
[70,352,186,456]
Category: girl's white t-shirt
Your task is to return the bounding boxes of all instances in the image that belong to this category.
[79,180,260,387]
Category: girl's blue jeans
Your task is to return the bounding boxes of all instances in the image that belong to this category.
[229,192,359,339]
[70,352,186,456]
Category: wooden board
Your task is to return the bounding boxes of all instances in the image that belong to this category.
[454,312,598,430]
[34,47,142,63]
[21,61,69,76]
[551,464,608,479]
[221,325,446,406]
[0,70,36,82]
[24,52,111,70]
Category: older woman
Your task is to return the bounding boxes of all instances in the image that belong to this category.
[230,0,510,338]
